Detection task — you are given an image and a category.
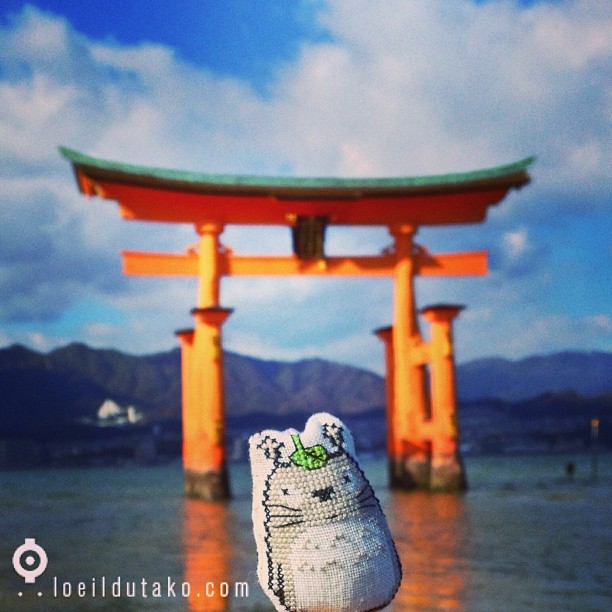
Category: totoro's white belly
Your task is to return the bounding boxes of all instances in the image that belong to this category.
[289,513,398,612]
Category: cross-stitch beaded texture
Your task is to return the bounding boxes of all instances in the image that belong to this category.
[249,413,402,612]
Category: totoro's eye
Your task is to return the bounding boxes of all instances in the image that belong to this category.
[281,487,289,496]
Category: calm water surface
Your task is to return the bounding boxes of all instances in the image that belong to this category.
[1,454,610,611]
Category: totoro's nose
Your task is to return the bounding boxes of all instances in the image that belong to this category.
[312,486,334,502]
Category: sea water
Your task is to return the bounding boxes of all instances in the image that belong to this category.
[0,453,610,611]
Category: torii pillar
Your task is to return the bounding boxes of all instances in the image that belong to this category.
[181,223,233,500]
[390,224,431,488]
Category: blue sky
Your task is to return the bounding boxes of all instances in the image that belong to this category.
[0,0,610,373]
[1,0,329,91]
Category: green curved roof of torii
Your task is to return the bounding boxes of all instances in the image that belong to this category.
[60,146,535,226]
[60,146,534,195]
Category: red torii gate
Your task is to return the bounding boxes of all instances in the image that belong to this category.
[61,147,533,499]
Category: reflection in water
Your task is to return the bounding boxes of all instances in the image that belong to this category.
[183,498,232,612]
[182,467,265,612]
[383,490,467,611]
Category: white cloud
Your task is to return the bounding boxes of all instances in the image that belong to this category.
[268,0,611,196]
[503,229,530,260]
[588,314,612,333]
[506,313,612,357]
[225,323,387,374]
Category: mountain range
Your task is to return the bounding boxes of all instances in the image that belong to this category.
[0,343,610,465]
[457,351,612,401]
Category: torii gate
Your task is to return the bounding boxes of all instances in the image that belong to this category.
[61,147,533,500]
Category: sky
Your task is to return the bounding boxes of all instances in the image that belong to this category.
[0,0,610,374]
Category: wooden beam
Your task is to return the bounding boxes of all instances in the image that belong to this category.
[416,250,488,276]
[122,250,487,277]
[226,254,398,276]
[122,251,198,276]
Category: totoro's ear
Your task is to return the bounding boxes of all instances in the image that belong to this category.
[306,413,356,457]
[322,421,345,450]
[254,434,286,465]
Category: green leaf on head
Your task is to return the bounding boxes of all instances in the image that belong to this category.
[289,433,328,470]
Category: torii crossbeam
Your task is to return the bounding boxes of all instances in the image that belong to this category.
[61,147,533,499]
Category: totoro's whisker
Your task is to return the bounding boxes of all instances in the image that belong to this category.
[266,504,303,513]
[357,485,372,499]
[357,491,375,504]
[269,513,305,519]
[358,502,378,510]
[275,519,305,528]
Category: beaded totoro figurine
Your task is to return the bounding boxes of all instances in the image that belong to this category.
[249,413,402,612]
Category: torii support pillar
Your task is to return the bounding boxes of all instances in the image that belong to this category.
[179,307,233,500]
[421,305,467,491]
[374,326,399,487]
[176,328,196,488]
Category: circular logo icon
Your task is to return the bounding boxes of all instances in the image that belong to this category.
[12,538,48,584]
